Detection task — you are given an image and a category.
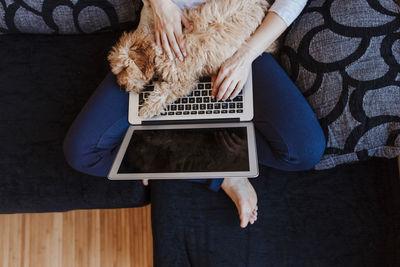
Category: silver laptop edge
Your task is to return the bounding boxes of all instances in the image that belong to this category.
[108,122,259,180]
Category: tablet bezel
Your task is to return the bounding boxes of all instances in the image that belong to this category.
[108,122,258,180]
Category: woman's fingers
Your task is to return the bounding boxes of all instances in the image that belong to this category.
[230,80,244,100]
[181,14,192,31]
[142,179,149,186]
[222,80,238,100]
[167,30,183,61]
[155,31,161,51]
[216,77,232,100]
[161,32,174,60]
[212,66,226,97]
[175,30,186,58]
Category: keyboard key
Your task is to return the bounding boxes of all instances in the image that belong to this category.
[183,111,190,115]
[199,111,205,114]
[189,98,195,103]
[214,103,221,109]
[199,76,211,82]
[229,110,235,113]
[229,103,235,109]
[237,103,243,108]
[206,110,212,114]
[168,111,175,115]
[198,84,204,89]
[182,98,188,103]
[201,90,207,96]
[233,96,243,102]
[200,104,206,110]
[196,97,202,103]
[213,110,220,114]
[161,112,167,116]
[211,97,217,102]
[191,111,197,115]
[178,105,184,110]
[171,105,177,111]
[237,109,243,113]
[167,105,171,111]
[189,91,194,96]
[193,104,199,110]
[207,104,213,109]
[205,84,212,89]
[144,93,150,98]
[222,103,228,109]
[203,97,210,103]
[194,91,200,96]
[139,98,145,105]
[185,104,191,110]
[176,111,182,115]
[225,98,232,102]
[143,86,154,92]
[175,98,181,104]
[221,110,228,114]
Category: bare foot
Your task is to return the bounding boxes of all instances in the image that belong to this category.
[221,178,258,228]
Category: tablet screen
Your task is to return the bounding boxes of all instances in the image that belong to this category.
[117,127,249,173]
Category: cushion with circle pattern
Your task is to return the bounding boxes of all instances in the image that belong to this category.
[0,0,142,34]
[280,0,400,170]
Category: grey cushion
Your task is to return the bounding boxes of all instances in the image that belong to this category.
[0,0,142,34]
[280,0,400,170]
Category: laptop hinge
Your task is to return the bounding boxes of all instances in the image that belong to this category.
[141,118,240,125]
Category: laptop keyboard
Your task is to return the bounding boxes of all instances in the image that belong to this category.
[139,76,244,116]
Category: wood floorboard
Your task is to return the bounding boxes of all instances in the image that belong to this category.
[0,206,153,267]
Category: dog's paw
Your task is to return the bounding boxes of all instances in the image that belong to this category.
[139,99,166,118]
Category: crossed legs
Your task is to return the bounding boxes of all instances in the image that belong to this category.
[63,53,326,228]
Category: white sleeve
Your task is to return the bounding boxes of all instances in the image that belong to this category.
[269,0,307,26]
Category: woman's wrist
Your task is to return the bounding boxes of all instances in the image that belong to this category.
[239,11,288,62]
[239,42,263,63]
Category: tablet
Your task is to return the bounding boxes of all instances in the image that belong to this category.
[108,122,259,180]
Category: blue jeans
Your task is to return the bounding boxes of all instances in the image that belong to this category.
[63,53,326,192]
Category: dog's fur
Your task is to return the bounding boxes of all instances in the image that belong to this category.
[108,0,277,118]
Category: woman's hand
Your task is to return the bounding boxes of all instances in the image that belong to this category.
[149,0,193,61]
[142,179,149,186]
[211,45,255,101]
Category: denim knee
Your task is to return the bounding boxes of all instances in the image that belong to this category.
[282,128,326,170]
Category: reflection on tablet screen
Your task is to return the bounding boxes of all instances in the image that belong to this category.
[118,127,249,173]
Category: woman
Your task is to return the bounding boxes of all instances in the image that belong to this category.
[63,0,325,228]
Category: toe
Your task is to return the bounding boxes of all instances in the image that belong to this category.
[249,218,255,224]
[240,214,250,228]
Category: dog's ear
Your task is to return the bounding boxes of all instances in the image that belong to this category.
[129,39,155,80]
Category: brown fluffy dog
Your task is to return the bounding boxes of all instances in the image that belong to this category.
[108,0,277,118]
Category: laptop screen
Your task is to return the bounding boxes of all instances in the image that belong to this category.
[117,127,250,173]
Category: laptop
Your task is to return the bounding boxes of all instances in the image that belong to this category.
[108,68,258,180]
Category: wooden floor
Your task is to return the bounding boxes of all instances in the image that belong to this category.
[0,206,153,267]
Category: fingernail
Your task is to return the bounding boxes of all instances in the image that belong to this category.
[179,56,183,61]
[183,51,187,57]
[169,55,173,60]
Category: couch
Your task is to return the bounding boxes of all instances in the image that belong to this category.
[1,0,400,266]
